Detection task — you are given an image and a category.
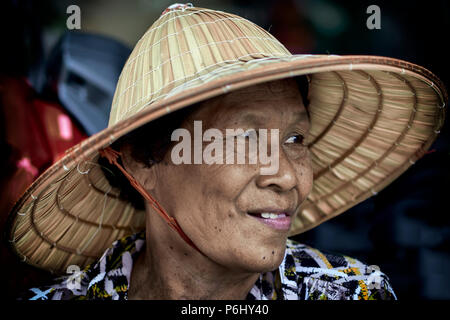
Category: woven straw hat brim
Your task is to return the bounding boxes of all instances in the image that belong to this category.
[6,54,447,274]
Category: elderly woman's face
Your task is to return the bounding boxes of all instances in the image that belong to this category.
[150,79,312,272]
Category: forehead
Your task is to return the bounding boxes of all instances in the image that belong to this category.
[189,79,307,127]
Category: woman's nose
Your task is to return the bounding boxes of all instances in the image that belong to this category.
[255,149,298,192]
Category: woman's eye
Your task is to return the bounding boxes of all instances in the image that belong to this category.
[285,134,305,145]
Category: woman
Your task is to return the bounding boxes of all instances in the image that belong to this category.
[8,4,446,300]
[125,78,314,300]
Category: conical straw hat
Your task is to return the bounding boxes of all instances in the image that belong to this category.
[7,4,447,274]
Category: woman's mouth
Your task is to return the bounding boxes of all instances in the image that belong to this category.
[247,211,292,230]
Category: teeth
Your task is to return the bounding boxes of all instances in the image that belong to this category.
[260,212,287,219]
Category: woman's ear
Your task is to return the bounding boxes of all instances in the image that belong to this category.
[119,144,157,191]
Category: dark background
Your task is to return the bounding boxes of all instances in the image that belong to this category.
[0,0,448,299]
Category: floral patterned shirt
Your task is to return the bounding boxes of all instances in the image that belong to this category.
[20,231,397,300]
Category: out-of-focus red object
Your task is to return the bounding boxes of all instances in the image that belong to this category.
[1,77,87,215]
[0,76,88,299]
[269,0,315,54]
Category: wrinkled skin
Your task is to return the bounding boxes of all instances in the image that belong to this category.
[125,78,313,299]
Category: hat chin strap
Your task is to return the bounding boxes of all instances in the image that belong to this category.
[99,147,202,255]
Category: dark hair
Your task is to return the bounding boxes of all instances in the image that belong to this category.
[99,76,310,210]
[296,75,310,110]
[98,105,199,210]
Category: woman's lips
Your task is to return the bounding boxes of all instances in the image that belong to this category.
[247,211,292,230]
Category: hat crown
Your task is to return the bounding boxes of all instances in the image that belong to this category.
[108,5,291,126]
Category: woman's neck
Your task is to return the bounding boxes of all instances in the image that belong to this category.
[128,236,260,300]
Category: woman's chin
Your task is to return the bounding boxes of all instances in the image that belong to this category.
[226,246,287,274]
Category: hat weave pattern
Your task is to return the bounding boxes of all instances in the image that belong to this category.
[109,7,291,125]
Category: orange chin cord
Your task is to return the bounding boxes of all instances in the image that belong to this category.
[99,147,202,254]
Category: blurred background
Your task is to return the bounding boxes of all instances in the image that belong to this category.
[0,0,448,300]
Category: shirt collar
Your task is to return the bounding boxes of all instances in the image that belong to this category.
[83,231,289,300]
